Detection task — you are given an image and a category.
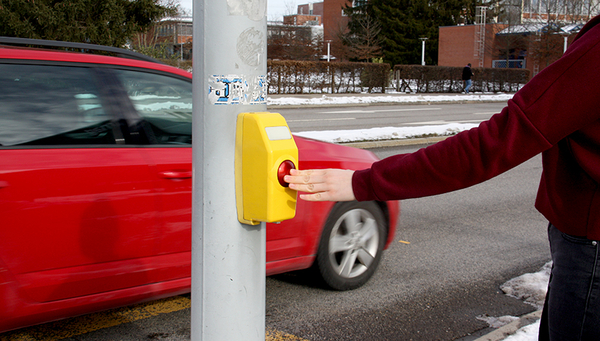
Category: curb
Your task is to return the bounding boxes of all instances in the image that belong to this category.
[267,98,510,110]
[266,93,513,110]
[340,136,449,149]
[267,98,506,109]
[473,310,542,341]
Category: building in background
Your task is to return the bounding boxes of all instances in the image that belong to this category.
[131,16,193,60]
[267,20,324,60]
[133,12,328,62]
[438,1,593,76]
[296,0,350,42]
[289,0,354,61]
[132,0,354,62]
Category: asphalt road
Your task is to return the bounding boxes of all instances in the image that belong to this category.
[277,102,507,132]
[263,144,550,341]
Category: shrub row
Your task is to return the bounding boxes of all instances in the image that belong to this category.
[170,60,530,94]
[393,65,530,93]
[267,61,391,94]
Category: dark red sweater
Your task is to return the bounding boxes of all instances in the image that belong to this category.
[353,16,600,240]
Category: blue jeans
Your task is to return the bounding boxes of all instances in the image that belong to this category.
[464,79,472,93]
[539,224,600,340]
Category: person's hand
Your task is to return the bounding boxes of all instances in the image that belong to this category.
[284,168,356,202]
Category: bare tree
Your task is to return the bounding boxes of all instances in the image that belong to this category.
[493,0,528,68]
[342,13,383,62]
[284,0,298,16]
[482,0,599,74]
[523,0,597,70]
[268,25,323,60]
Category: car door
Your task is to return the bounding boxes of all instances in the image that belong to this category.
[112,68,321,273]
[0,63,161,303]
[113,68,193,283]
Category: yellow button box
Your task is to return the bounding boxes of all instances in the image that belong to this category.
[235,112,298,225]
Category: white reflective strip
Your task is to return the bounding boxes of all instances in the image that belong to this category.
[265,126,292,140]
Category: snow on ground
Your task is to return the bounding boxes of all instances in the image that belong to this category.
[503,321,542,341]
[501,262,552,310]
[481,262,551,341]
[272,93,512,143]
[267,93,515,107]
[294,123,479,143]
[271,92,549,341]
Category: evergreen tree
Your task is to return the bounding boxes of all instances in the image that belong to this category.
[0,0,176,47]
[349,0,478,66]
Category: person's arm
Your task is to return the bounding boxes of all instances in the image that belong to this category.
[285,168,356,202]
[286,94,552,203]
[287,17,600,203]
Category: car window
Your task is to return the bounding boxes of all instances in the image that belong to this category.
[114,70,192,145]
[0,64,115,146]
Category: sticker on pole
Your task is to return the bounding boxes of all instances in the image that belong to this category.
[237,27,264,67]
[227,0,267,21]
[208,75,267,105]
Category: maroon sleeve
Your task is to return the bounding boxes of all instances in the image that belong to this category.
[352,19,600,202]
[352,102,551,201]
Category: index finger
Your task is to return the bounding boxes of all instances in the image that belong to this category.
[286,169,324,185]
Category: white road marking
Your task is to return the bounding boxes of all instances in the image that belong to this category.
[320,108,442,114]
[288,117,356,122]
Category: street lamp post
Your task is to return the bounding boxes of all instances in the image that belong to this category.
[419,38,428,66]
[558,31,570,54]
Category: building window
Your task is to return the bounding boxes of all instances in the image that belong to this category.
[158,24,174,37]
[178,23,192,36]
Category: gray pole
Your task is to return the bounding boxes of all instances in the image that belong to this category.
[420,37,427,66]
[191,1,268,340]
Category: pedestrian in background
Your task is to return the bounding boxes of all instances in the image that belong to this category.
[285,15,600,341]
[462,63,474,93]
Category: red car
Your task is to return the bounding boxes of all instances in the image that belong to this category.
[0,38,399,333]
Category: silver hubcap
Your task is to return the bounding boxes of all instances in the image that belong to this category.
[328,208,379,279]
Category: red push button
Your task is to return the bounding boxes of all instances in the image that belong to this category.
[277,160,296,187]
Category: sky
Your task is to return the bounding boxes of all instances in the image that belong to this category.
[268,92,545,341]
[178,0,301,21]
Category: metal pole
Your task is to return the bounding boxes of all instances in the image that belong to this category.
[327,40,331,62]
[191,1,268,340]
[420,37,427,66]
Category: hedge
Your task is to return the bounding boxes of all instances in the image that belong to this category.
[170,60,530,94]
[393,65,530,93]
[267,60,391,94]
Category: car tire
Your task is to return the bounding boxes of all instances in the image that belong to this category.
[315,201,387,291]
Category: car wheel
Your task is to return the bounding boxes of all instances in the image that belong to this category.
[315,201,387,291]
